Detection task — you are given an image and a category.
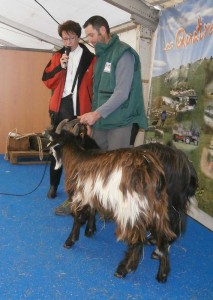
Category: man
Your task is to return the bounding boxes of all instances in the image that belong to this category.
[79,15,147,150]
[42,20,95,214]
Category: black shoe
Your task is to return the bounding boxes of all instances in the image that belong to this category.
[47,185,57,199]
[55,198,71,216]
[55,198,72,215]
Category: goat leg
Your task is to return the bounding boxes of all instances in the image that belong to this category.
[155,237,170,283]
[114,242,143,278]
[64,211,85,249]
[146,229,157,246]
[85,208,96,237]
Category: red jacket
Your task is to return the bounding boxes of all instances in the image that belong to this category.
[42,43,96,116]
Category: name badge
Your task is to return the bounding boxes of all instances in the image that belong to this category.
[104,62,111,73]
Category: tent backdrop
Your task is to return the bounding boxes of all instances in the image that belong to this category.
[147,0,213,216]
[0,0,131,50]
[0,0,185,50]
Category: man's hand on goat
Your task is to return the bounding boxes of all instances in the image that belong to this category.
[79,111,101,126]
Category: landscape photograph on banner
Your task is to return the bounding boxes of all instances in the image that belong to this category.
[146,0,213,216]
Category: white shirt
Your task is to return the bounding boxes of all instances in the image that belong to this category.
[62,45,83,115]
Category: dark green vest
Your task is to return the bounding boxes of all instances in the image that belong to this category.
[92,34,147,129]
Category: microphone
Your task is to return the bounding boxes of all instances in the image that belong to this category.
[63,46,71,69]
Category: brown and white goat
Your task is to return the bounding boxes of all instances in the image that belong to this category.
[68,126,198,259]
[48,119,176,283]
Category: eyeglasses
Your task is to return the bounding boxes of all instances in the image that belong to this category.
[62,36,77,42]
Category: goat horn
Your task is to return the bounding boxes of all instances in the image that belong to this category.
[62,118,81,132]
[55,119,69,134]
[71,123,80,136]
[65,118,80,128]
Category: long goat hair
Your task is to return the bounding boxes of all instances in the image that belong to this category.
[47,119,177,283]
[137,142,198,247]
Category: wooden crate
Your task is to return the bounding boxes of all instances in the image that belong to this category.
[9,151,50,165]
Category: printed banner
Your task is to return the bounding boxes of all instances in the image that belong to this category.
[146,0,213,216]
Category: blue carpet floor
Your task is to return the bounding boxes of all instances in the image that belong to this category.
[0,155,212,300]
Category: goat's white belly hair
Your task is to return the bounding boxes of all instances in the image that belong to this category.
[73,168,149,230]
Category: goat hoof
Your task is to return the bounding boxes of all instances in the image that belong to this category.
[85,228,95,237]
[156,273,167,283]
[63,241,74,249]
[146,237,157,246]
[151,250,160,260]
[114,271,125,279]
[85,231,93,237]
[114,267,127,279]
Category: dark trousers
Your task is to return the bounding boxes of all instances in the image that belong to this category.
[49,94,75,187]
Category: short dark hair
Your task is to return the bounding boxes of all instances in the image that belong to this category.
[83,16,110,34]
[58,20,81,37]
